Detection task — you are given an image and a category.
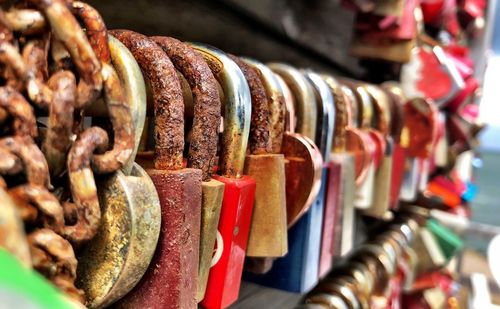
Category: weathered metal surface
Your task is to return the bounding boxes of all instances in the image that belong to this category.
[65,127,108,244]
[111,29,184,170]
[152,36,220,181]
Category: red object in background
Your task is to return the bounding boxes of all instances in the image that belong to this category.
[416,49,453,101]
[390,144,407,209]
[201,176,256,309]
[447,77,479,113]
[421,0,446,25]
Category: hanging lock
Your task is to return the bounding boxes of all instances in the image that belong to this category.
[362,84,393,218]
[323,76,357,258]
[311,278,362,309]
[75,34,161,308]
[190,44,256,309]
[112,30,202,309]
[245,64,323,292]
[381,82,407,210]
[227,57,287,258]
[302,71,336,279]
[151,36,224,303]
[305,293,349,309]
[399,98,439,202]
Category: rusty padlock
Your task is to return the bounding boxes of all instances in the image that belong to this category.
[236,57,287,258]
[189,43,256,309]
[151,36,224,303]
[75,34,161,308]
[245,63,324,292]
[112,30,202,309]
[302,70,336,278]
[322,76,357,257]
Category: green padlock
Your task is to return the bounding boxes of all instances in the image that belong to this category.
[426,219,463,261]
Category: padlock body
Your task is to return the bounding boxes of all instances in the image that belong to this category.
[354,161,375,209]
[244,154,287,257]
[318,160,341,278]
[363,145,393,218]
[244,168,327,293]
[201,175,256,309]
[197,179,225,302]
[390,143,407,208]
[400,157,419,201]
[77,163,161,308]
[116,168,202,309]
[337,154,356,256]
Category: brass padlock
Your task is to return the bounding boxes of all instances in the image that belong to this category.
[238,57,288,257]
[76,35,161,308]
[151,36,224,302]
[112,30,202,309]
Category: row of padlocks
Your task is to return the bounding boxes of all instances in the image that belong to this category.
[0,0,483,308]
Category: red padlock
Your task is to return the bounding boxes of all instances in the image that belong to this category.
[190,44,256,309]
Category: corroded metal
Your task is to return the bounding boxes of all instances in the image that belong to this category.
[275,74,296,134]
[4,9,46,35]
[151,36,223,302]
[112,29,184,170]
[0,186,31,267]
[243,58,286,154]
[323,75,350,153]
[268,63,317,141]
[190,43,251,178]
[42,71,76,176]
[0,86,37,137]
[65,127,109,244]
[76,35,161,308]
[0,136,50,188]
[229,55,271,154]
[71,4,134,174]
[28,228,85,303]
[9,185,65,234]
[152,36,220,181]
[29,0,102,108]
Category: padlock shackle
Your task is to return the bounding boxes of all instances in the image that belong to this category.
[242,58,286,155]
[152,37,221,181]
[274,73,296,134]
[229,55,271,155]
[190,43,251,178]
[107,35,147,176]
[112,29,185,171]
[363,84,391,136]
[381,82,406,144]
[322,75,350,153]
[303,71,335,162]
[268,63,317,141]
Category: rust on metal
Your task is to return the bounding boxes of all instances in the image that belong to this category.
[9,184,65,234]
[0,148,22,175]
[152,36,220,181]
[0,86,37,137]
[42,70,76,176]
[229,55,271,154]
[4,8,46,35]
[323,76,350,153]
[111,29,184,170]
[65,126,108,244]
[69,4,135,174]
[28,228,85,303]
[0,136,50,188]
[29,0,102,107]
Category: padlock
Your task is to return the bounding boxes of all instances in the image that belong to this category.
[322,77,357,257]
[75,34,161,308]
[341,81,377,210]
[151,36,224,302]
[312,279,362,309]
[111,30,202,309]
[244,63,323,292]
[305,293,349,309]
[362,84,393,218]
[381,82,407,209]
[302,70,336,278]
[189,43,256,309]
[399,98,439,202]
[413,226,447,275]
[330,262,374,309]
[227,56,287,258]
